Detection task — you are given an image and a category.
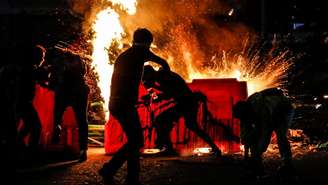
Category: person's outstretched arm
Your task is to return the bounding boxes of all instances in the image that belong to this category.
[147,52,170,71]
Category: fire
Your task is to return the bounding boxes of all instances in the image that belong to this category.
[86,0,293,121]
[91,0,137,119]
[239,145,245,152]
[181,49,293,95]
[110,0,137,14]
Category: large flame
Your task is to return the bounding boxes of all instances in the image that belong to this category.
[91,0,137,119]
[86,0,293,120]
[110,0,137,14]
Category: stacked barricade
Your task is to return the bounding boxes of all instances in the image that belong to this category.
[31,84,80,155]
[105,78,247,155]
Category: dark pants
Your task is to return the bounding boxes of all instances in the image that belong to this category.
[54,90,89,150]
[17,102,41,150]
[252,122,292,163]
[102,102,144,182]
[0,104,17,178]
[155,100,220,153]
[154,109,176,151]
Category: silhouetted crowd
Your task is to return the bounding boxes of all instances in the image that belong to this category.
[0,28,296,185]
[0,44,89,179]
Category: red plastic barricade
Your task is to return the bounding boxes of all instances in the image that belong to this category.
[30,85,80,154]
[175,79,247,154]
[105,78,247,155]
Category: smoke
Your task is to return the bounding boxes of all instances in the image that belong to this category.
[67,0,254,52]
[67,0,291,92]
[67,0,112,35]
[122,0,255,78]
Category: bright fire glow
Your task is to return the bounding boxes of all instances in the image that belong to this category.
[181,49,292,95]
[193,147,212,156]
[110,0,137,15]
[89,0,293,121]
[240,145,245,152]
[91,0,137,119]
[143,148,161,154]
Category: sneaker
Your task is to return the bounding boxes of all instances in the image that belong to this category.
[98,168,116,185]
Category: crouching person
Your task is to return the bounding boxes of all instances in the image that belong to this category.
[233,88,295,179]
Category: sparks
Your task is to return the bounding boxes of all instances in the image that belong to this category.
[88,0,293,122]
[181,48,293,95]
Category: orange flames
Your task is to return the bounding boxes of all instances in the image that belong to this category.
[90,0,137,119]
[73,0,294,118]
[169,44,293,95]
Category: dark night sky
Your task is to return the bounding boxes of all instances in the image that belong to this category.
[1,0,327,95]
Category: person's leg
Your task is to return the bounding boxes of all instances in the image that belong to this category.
[100,105,143,184]
[154,109,178,153]
[18,102,41,151]
[71,91,89,161]
[28,106,42,151]
[162,122,175,152]
[123,107,143,184]
[52,93,68,143]
[274,118,295,182]
[183,103,221,156]
[154,121,165,150]
[187,122,222,155]
[1,106,17,179]
[275,125,292,164]
[250,125,273,177]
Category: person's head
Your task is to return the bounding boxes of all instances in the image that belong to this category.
[232,100,254,122]
[142,65,157,88]
[132,28,153,48]
[35,45,46,67]
[25,44,46,66]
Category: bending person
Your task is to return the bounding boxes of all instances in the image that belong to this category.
[142,65,222,156]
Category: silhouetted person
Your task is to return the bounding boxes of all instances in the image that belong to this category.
[233,88,294,178]
[51,52,89,162]
[16,45,46,156]
[142,65,222,156]
[99,28,170,185]
[0,54,22,179]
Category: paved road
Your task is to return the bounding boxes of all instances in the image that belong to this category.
[15,147,328,185]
